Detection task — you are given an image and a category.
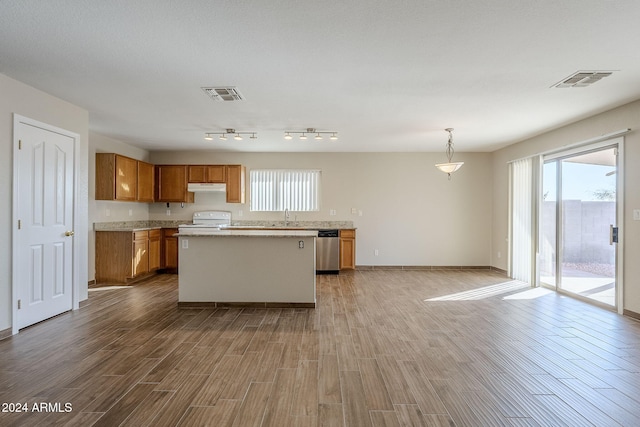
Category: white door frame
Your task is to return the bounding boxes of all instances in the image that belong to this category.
[12,114,81,335]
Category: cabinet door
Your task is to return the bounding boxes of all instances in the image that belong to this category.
[339,229,356,270]
[156,165,194,203]
[188,165,226,183]
[115,155,138,201]
[163,229,179,269]
[188,165,207,183]
[137,161,155,202]
[148,230,161,271]
[207,165,226,183]
[132,231,149,277]
[226,165,245,203]
[95,153,117,200]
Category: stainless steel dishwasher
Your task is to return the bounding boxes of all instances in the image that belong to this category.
[316,229,340,274]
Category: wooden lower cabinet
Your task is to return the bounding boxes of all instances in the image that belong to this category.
[162,228,179,270]
[339,229,356,270]
[148,229,162,271]
[132,231,149,277]
[96,229,162,283]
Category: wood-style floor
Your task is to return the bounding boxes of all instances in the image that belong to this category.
[1,270,640,426]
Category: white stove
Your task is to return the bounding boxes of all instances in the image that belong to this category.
[178,211,231,234]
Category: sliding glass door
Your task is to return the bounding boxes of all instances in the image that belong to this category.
[540,145,618,308]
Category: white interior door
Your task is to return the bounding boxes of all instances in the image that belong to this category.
[14,119,75,329]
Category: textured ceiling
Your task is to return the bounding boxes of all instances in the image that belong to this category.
[1,0,639,153]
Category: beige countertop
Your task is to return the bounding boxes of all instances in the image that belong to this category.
[95,220,355,232]
[178,229,318,237]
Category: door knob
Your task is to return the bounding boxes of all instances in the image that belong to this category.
[65,231,75,237]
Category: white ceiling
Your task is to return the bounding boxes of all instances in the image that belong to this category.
[1,0,639,153]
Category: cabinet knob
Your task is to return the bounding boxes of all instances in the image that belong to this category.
[65,231,75,237]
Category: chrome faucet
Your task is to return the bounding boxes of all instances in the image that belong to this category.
[284,208,290,226]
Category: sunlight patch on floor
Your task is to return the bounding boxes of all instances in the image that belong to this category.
[425,280,529,301]
[502,287,553,300]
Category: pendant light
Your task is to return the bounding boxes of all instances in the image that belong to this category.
[435,128,464,180]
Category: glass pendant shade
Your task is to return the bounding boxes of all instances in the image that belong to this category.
[435,162,464,174]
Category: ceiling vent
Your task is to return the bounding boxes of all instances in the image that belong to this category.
[553,71,614,88]
[201,87,244,101]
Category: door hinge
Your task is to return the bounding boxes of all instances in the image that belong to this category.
[18,139,22,150]
[18,299,21,309]
[18,220,21,230]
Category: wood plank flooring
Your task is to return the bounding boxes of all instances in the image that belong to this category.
[1,270,640,426]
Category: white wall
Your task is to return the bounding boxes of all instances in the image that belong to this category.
[150,151,494,267]
[491,99,640,314]
[88,131,150,281]
[0,73,89,333]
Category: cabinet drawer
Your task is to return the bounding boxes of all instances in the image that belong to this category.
[340,229,355,238]
[134,230,149,241]
[148,229,162,239]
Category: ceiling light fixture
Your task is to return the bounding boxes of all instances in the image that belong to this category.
[203,129,257,141]
[284,128,338,141]
[435,128,464,180]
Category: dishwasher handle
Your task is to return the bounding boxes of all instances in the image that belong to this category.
[317,229,339,238]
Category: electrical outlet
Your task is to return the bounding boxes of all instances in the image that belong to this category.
[358,210,363,217]
[105,208,110,217]
[166,209,171,216]
[298,240,304,249]
[128,209,133,216]
[497,251,501,258]
[238,210,243,217]
[634,209,640,221]
[374,249,379,256]
[330,209,336,216]
[182,239,188,249]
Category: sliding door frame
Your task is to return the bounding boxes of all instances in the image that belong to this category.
[539,138,624,313]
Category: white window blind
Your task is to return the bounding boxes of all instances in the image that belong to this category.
[510,158,534,283]
[250,169,320,211]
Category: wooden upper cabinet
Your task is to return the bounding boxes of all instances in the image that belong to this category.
[96,153,137,201]
[188,165,226,183]
[226,165,245,204]
[137,161,155,202]
[155,165,194,203]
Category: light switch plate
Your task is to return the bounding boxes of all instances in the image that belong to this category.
[634,209,640,221]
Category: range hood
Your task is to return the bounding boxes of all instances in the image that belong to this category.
[187,183,226,192]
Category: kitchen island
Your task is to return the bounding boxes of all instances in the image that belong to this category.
[177,229,317,307]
